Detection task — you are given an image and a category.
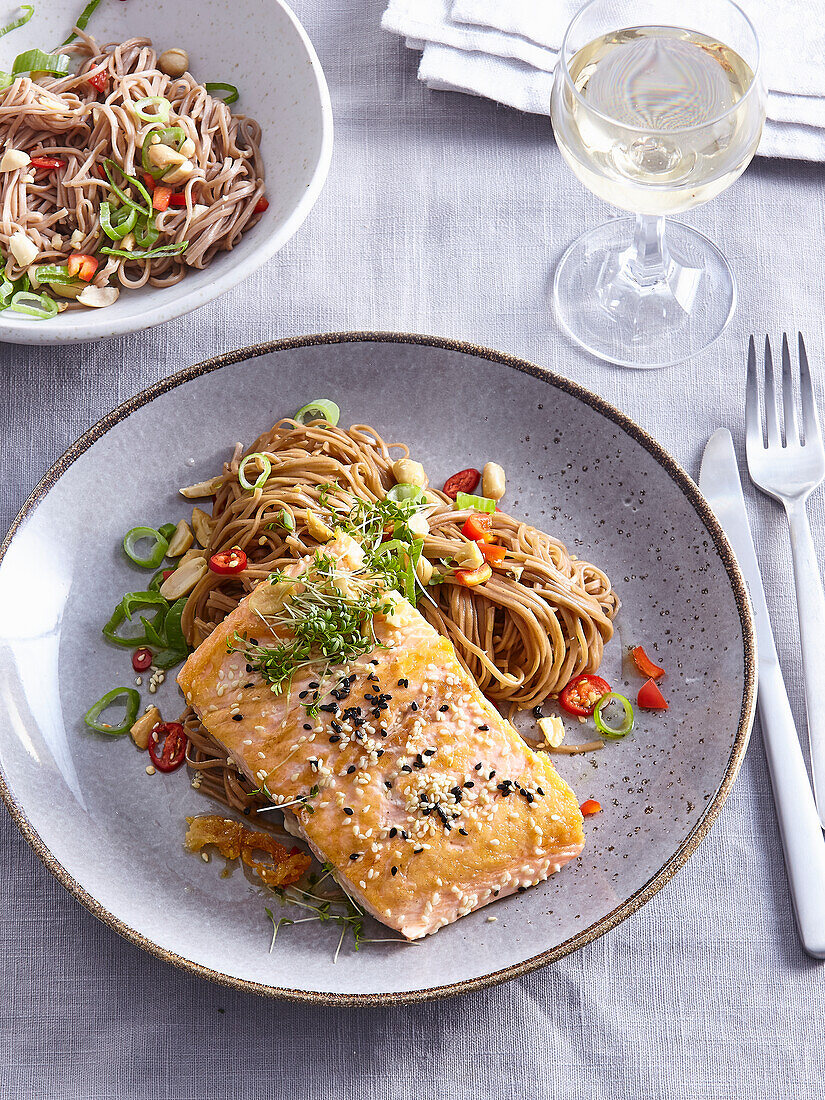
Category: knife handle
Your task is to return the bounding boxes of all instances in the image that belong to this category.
[784,496,825,828]
[757,649,825,958]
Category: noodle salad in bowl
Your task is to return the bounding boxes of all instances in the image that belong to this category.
[0,0,332,342]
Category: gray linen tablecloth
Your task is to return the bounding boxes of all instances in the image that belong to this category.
[1,3,823,1096]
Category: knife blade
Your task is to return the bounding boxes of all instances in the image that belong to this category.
[700,428,825,958]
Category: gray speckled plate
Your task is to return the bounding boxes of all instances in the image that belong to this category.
[0,334,756,1004]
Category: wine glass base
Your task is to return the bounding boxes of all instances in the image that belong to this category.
[552,218,736,369]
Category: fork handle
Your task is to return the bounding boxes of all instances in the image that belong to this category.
[785,496,825,829]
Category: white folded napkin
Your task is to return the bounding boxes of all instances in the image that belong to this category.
[381,0,825,160]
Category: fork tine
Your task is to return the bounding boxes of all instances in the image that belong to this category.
[781,333,800,446]
[764,335,782,447]
[798,333,823,448]
[745,335,763,453]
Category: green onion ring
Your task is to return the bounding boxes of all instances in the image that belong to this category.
[238,452,272,491]
[33,263,78,286]
[205,81,239,104]
[132,95,171,124]
[12,48,70,76]
[84,686,140,735]
[387,484,425,503]
[593,692,635,739]
[140,126,185,180]
[0,5,33,40]
[102,158,153,216]
[10,291,57,319]
[100,201,138,240]
[63,0,104,44]
[133,214,159,249]
[100,241,188,261]
[294,399,340,426]
[454,492,496,513]
[122,525,169,568]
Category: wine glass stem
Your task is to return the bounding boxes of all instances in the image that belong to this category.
[628,213,669,285]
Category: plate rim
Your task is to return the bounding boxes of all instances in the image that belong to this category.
[0,331,757,1005]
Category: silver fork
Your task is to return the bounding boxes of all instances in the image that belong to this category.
[746,333,825,829]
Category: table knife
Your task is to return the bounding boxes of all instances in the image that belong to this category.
[700,429,825,959]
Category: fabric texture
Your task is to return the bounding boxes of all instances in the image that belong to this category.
[382,0,825,160]
[1,2,824,1096]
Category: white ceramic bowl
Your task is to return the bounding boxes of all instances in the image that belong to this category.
[0,0,332,344]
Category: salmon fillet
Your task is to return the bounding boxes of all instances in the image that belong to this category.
[178,536,585,939]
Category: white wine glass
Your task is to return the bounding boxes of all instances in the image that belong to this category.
[550,0,765,368]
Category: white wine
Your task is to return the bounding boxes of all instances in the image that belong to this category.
[551,26,764,215]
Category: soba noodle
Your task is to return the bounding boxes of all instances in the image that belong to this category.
[181,420,618,815]
[0,30,264,302]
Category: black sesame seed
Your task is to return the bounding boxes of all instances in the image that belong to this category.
[518,886,528,894]
[477,724,489,731]
[319,702,339,714]
[410,702,418,711]
[424,748,436,756]
[474,762,482,771]
[489,770,496,779]
[245,664,253,673]
[414,846,423,853]
[376,749,384,757]
[303,723,312,731]
[243,682,255,689]
[391,866,398,876]
[343,807,354,816]
[242,807,251,816]
[536,787,545,796]
[532,706,543,719]
[464,781,474,788]
[385,781,393,789]
[299,691,309,699]
[401,765,412,773]
[401,830,409,839]
[389,827,397,838]
[439,704,449,712]
[398,678,409,688]
[458,827,468,836]
[329,735,341,743]
[231,714,243,722]
[346,765,356,775]
[370,659,379,665]
[308,681,319,689]
[349,853,360,860]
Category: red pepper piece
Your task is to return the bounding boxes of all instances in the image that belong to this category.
[254,196,269,213]
[153,185,172,212]
[87,69,107,93]
[631,645,665,680]
[30,157,65,171]
[67,253,98,282]
[461,513,494,543]
[580,799,602,816]
[638,679,668,709]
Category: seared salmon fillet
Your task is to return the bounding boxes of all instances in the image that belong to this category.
[178,537,585,939]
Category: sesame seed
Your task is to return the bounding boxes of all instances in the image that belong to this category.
[145,765,155,775]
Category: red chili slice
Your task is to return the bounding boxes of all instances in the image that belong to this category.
[87,69,107,93]
[152,184,172,212]
[209,547,248,575]
[132,647,153,672]
[443,468,480,499]
[168,193,189,207]
[148,722,188,773]
[30,157,65,171]
[559,673,612,717]
[254,196,269,213]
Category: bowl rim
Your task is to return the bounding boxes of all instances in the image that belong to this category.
[0,0,334,346]
[0,331,757,1005]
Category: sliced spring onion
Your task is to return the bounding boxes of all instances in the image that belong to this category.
[0,5,33,40]
[63,0,104,44]
[33,264,74,285]
[387,484,425,504]
[100,201,138,240]
[157,522,177,541]
[84,686,140,735]
[151,597,188,667]
[205,81,239,104]
[12,49,70,76]
[279,509,295,532]
[294,399,340,426]
[103,158,153,216]
[132,95,171,124]
[238,452,272,491]
[103,591,168,648]
[123,525,169,568]
[0,276,15,307]
[132,214,159,249]
[10,291,57,319]
[454,491,496,513]
[593,692,635,739]
[140,126,185,180]
[100,240,188,260]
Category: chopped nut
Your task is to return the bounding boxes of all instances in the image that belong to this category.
[179,474,224,498]
[0,149,30,173]
[130,705,161,751]
[77,285,119,308]
[167,518,193,556]
[392,458,428,488]
[482,462,506,501]
[191,506,214,547]
[158,48,189,77]
[9,230,37,267]
[415,554,434,586]
[408,511,429,538]
[159,554,207,599]
[538,715,565,748]
[306,510,334,543]
[456,539,484,570]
